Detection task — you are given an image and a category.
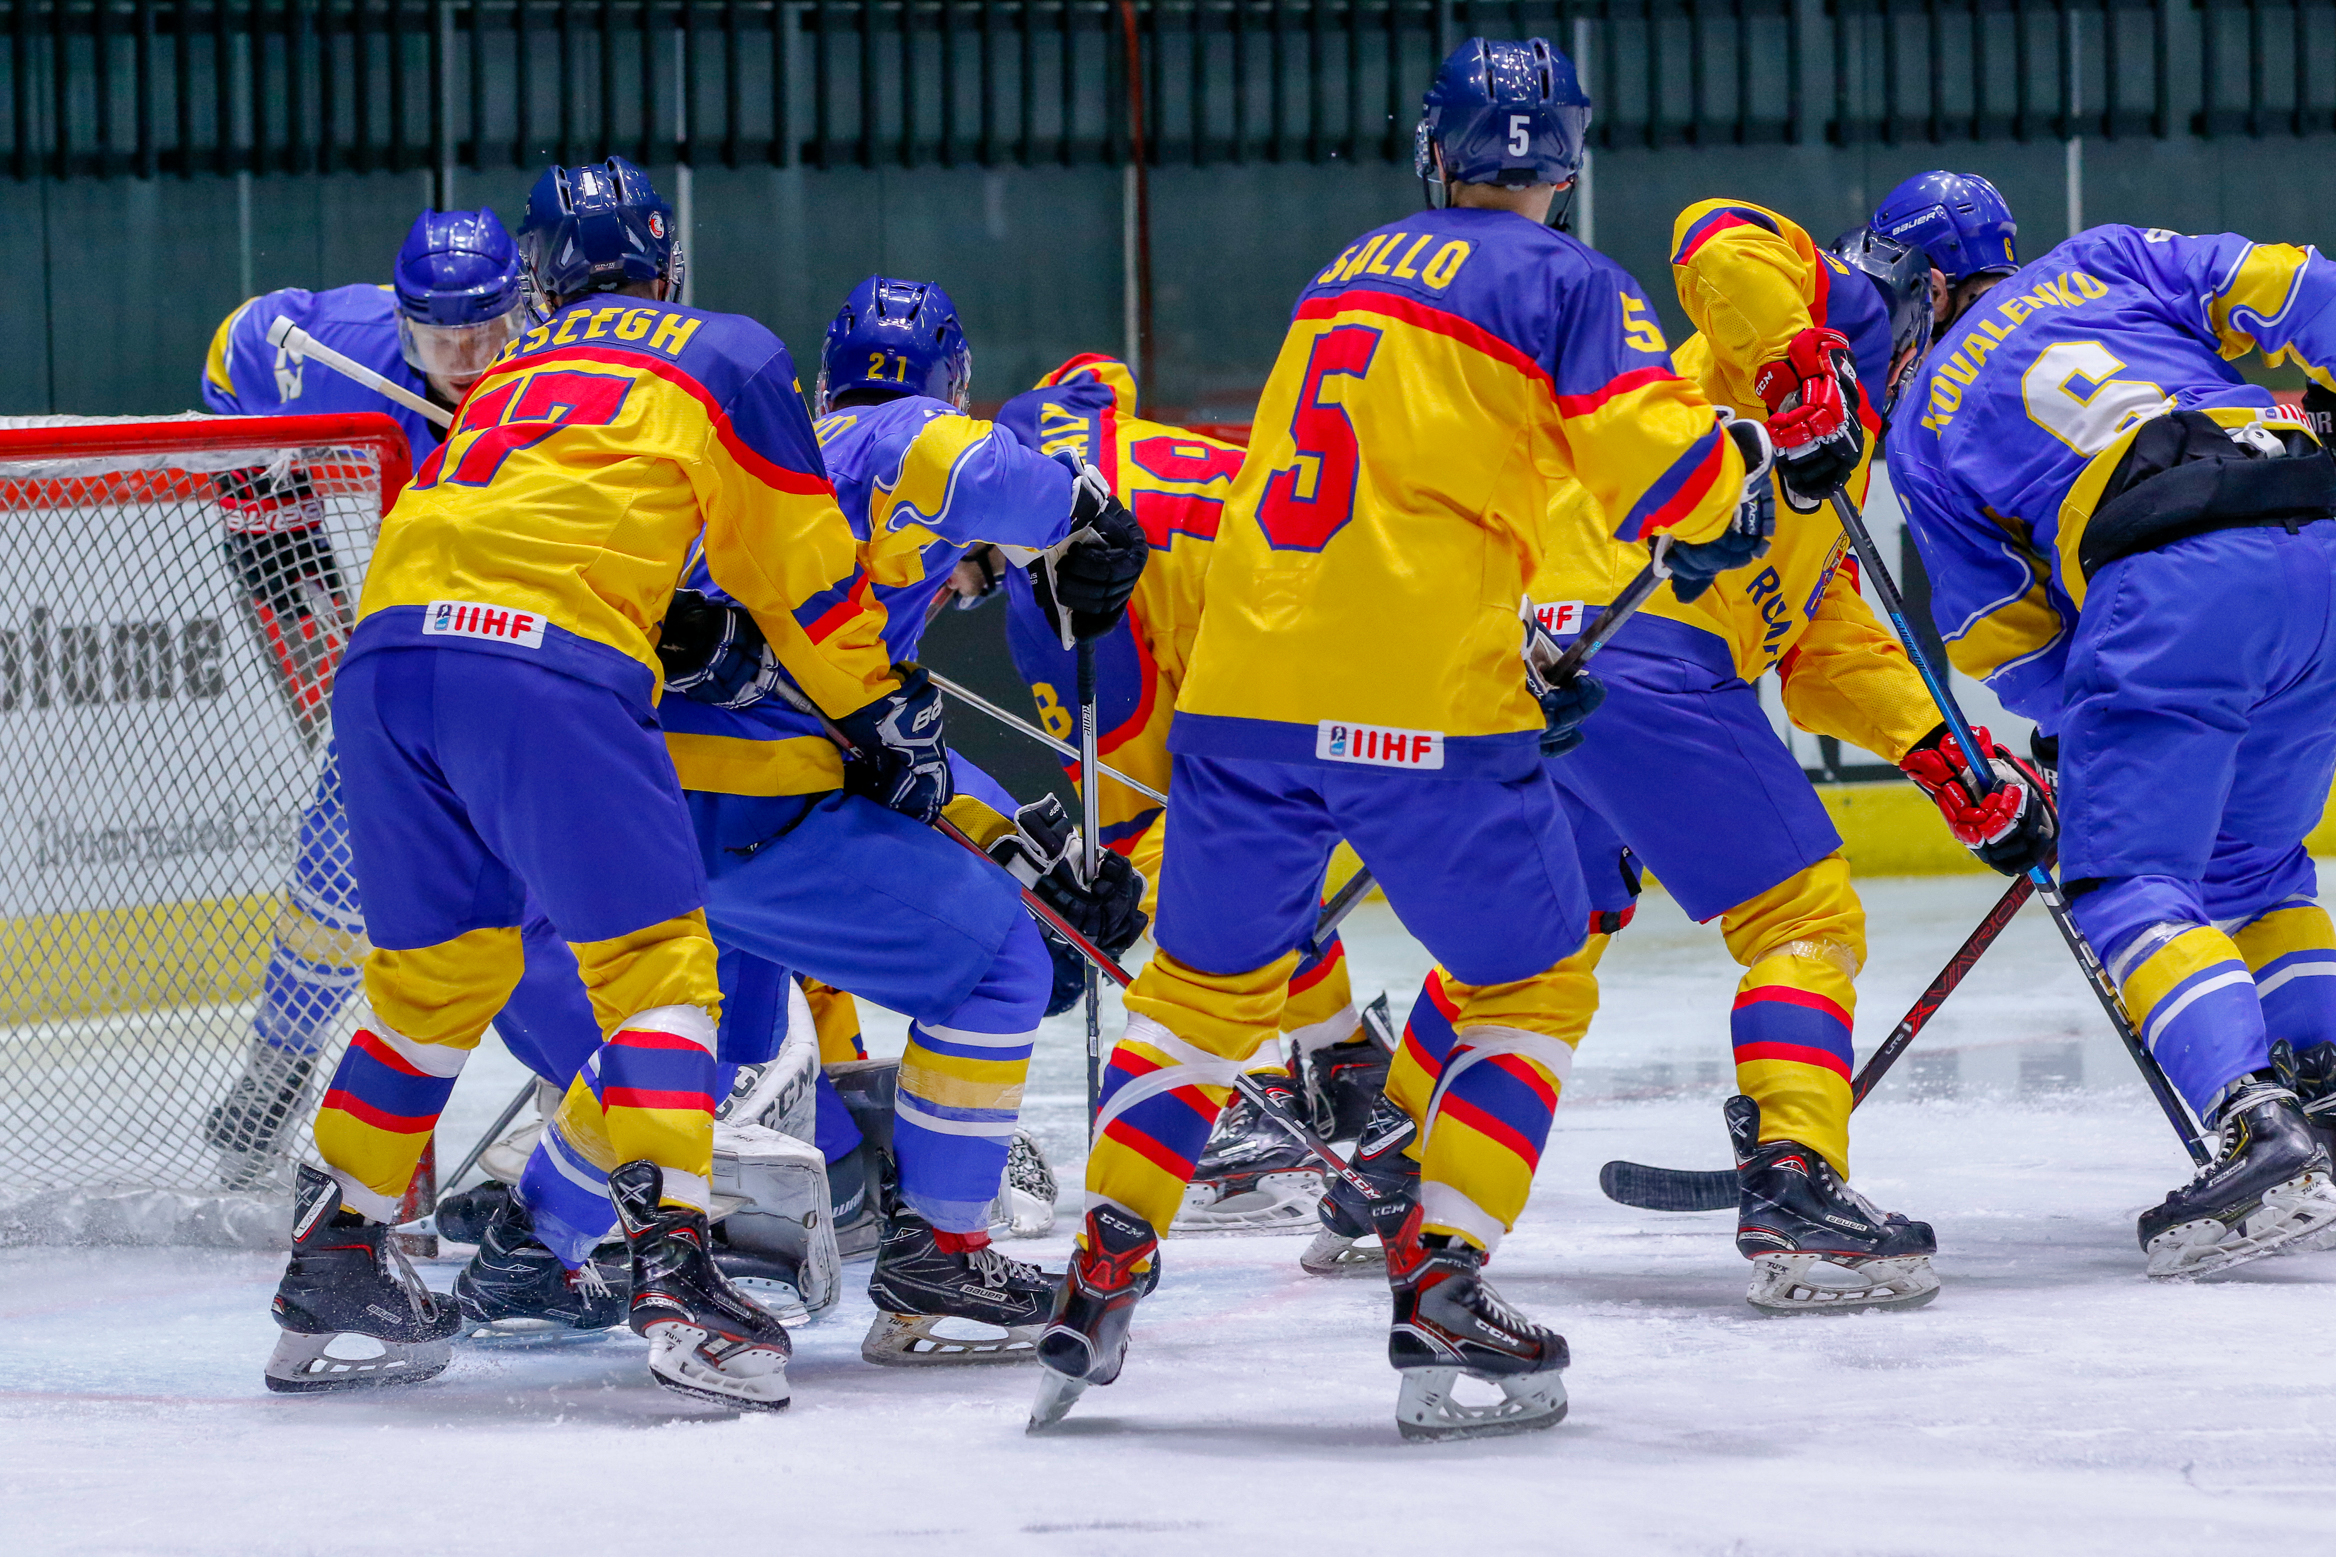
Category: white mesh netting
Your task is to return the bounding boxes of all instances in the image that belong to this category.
[0,415,393,1246]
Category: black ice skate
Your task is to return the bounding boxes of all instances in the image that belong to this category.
[1171,1072,1324,1236]
[1296,999,1396,1142]
[451,1192,626,1342]
[206,1042,318,1191]
[1729,1095,1941,1314]
[1028,1204,1159,1431]
[2138,1062,2336,1279]
[2279,1040,2336,1252]
[1300,1091,1422,1276]
[862,1208,1056,1366]
[609,1159,792,1411]
[1386,1208,1568,1443]
[263,1163,460,1394]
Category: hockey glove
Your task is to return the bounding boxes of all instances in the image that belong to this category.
[836,664,954,824]
[1900,722,2059,877]
[1667,417,1778,604]
[658,590,780,710]
[1031,460,1150,641]
[1755,326,1866,512]
[986,794,1150,1016]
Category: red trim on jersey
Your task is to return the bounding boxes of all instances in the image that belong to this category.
[1294,288,1552,393]
[1553,363,1687,421]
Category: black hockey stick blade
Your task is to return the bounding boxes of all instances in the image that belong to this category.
[1598,1159,1736,1214]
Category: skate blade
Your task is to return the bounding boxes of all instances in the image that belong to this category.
[1394,1366,1568,1443]
[1170,1172,1325,1238]
[862,1311,1040,1367]
[263,1328,452,1394]
[1026,1367,1091,1432]
[642,1321,791,1411]
[457,1317,619,1348]
[1745,1252,1942,1315]
[1298,1231,1385,1277]
[2146,1171,2336,1279]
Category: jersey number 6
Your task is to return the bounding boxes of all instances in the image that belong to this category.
[416,367,636,489]
[1255,323,1382,553]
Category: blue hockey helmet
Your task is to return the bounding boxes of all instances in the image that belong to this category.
[1831,226,1935,420]
[392,207,526,387]
[518,155,683,312]
[1870,171,2019,285]
[1412,37,1593,194]
[816,276,973,415]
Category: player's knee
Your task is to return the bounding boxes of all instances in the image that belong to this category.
[1724,854,1866,973]
[362,924,524,1047]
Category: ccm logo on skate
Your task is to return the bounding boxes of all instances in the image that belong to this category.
[1317,720,1444,770]
[423,600,546,648]
[1532,600,1588,636]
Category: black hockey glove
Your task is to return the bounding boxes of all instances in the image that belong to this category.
[1900,722,2059,877]
[658,590,778,710]
[2029,728,2060,775]
[836,664,954,824]
[1532,672,1606,758]
[985,795,1150,1016]
[1031,460,1150,641]
[1667,417,1777,604]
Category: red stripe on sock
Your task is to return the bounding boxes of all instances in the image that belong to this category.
[1436,1092,1543,1172]
[1731,1040,1854,1080]
[320,1088,438,1134]
[609,1027,711,1052]
[349,1028,432,1078]
[1732,984,1852,1028]
[1101,1116,1196,1182]
[600,1087,714,1113]
[1483,1050,1560,1110]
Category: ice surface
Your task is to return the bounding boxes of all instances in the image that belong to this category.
[4,877,2331,1556]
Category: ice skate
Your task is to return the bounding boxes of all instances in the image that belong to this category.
[2138,1066,2336,1279]
[1295,1001,1395,1142]
[264,1163,460,1394]
[1729,1095,1941,1315]
[609,1159,793,1411]
[451,1191,626,1343]
[1300,1091,1422,1276]
[2278,1040,2336,1251]
[1170,1073,1324,1236]
[862,1208,1055,1366]
[428,1179,515,1246]
[206,1042,318,1191]
[1386,1208,1568,1443]
[988,1128,1059,1238]
[1028,1204,1158,1431]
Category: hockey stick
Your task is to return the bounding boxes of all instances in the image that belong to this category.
[265,318,453,429]
[1599,871,2036,1212]
[928,670,1170,806]
[1080,638,1105,1139]
[438,1076,537,1197]
[1302,541,1678,955]
[1825,488,2209,1164]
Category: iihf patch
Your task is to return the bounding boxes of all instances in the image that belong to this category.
[1531,600,1588,636]
[1316,720,1444,770]
[423,599,548,648]
[649,211,666,239]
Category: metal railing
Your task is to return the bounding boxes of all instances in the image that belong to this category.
[7,1,2336,182]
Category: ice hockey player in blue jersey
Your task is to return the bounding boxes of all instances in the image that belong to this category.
[1887,204,2336,1277]
[199,209,529,1189]
[500,275,1153,1365]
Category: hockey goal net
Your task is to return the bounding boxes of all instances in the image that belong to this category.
[0,413,408,1246]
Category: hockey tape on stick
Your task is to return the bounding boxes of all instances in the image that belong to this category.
[1598,871,2034,1212]
[928,672,1169,806]
[1824,488,2208,1165]
[266,317,453,429]
[1304,542,1677,956]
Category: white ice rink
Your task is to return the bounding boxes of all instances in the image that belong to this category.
[5,874,2332,1556]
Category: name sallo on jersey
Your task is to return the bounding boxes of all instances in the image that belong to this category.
[1317,720,1444,770]
[423,600,547,648]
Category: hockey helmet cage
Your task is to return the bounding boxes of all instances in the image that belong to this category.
[816,276,974,415]
[392,207,526,384]
[1413,37,1592,195]
[1831,226,1935,420]
[1870,170,2019,285]
[518,156,684,313]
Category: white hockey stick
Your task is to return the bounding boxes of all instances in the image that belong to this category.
[265,317,453,430]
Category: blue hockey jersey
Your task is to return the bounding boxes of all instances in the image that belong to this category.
[1888,226,2336,722]
[662,393,1075,797]
[202,282,446,461]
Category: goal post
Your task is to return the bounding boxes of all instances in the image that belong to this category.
[0,412,410,1247]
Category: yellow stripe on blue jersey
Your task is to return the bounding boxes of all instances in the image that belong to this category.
[358,297,894,720]
[1170,206,1744,781]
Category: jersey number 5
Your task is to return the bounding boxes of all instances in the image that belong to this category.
[1255,324,1382,553]
[416,368,635,489]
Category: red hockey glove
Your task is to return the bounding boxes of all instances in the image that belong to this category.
[1900,723,2059,877]
[1754,326,1865,513]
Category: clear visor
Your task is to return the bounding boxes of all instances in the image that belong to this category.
[399,308,526,382]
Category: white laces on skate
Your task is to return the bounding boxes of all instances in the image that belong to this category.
[568,1258,614,1299]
